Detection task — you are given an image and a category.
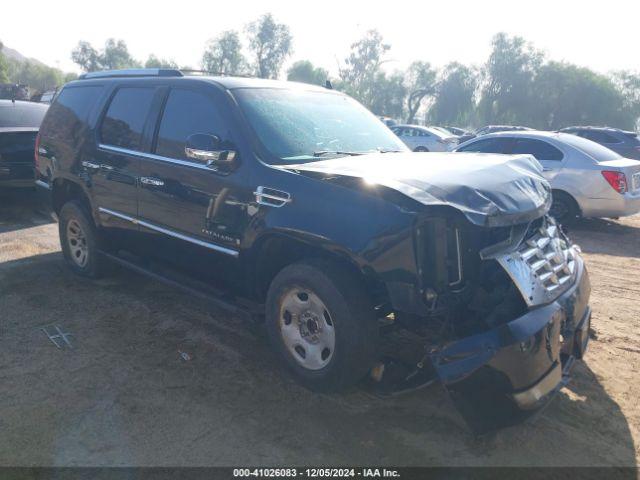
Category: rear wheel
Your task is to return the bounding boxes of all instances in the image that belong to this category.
[414,146,429,152]
[266,260,378,392]
[59,201,105,278]
[550,191,579,224]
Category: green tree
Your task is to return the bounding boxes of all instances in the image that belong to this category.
[369,71,406,119]
[478,33,543,125]
[405,61,437,123]
[613,71,640,128]
[246,14,293,79]
[202,30,247,75]
[145,54,178,69]
[287,60,328,86]
[530,62,634,129]
[0,41,9,83]
[71,39,140,72]
[428,62,478,126]
[339,30,390,109]
[7,59,63,92]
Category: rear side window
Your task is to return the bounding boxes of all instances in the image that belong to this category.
[511,138,564,161]
[41,86,103,141]
[100,87,156,151]
[458,137,512,154]
[582,131,622,144]
[154,89,226,161]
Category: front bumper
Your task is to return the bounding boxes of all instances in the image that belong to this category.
[431,256,591,433]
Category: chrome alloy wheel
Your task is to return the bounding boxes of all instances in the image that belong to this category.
[279,288,335,370]
[66,219,89,267]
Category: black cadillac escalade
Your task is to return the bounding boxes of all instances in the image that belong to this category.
[35,69,591,432]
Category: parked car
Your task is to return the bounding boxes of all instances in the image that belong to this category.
[36,69,591,432]
[560,126,640,160]
[31,89,59,104]
[443,126,471,137]
[390,124,458,151]
[0,83,30,101]
[456,131,640,222]
[378,116,397,127]
[0,100,48,188]
[457,125,533,144]
[476,125,532,136]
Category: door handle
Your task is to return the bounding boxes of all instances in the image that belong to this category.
[140,177,165,187]
[81,161,114,171]
[81,161,101,170]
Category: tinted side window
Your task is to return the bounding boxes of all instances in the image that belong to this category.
[511,138,564,161]
[155,89,226,161]
[41,86,103,141]
[458,137,512,153]
[100,87,156,151]
[583,131,622,144]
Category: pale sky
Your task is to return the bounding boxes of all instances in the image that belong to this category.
[2,0,639,75]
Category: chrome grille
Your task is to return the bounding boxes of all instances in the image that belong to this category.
[497,216,578,306]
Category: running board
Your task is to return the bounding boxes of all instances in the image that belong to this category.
[99,250,264,322]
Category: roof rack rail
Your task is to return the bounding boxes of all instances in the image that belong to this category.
[180,69,254,78]
[78,68,184,80]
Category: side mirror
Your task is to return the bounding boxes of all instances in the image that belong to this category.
[185,133,238,170]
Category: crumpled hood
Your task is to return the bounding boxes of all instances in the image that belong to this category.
[283,152,551,227]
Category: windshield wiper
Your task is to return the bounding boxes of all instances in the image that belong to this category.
[312,150,365,157]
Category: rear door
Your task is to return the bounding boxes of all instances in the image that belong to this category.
[135,85,251,282]
[509,138,565,181]
[92,85,159,229]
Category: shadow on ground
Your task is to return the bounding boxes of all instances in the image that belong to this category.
[0,251,635,468]
[0,188,54,234]
[567,217,640,259]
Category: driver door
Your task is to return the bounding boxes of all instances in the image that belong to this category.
[136,86,252,283]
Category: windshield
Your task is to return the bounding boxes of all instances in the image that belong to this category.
[560,133,622,162]
[233,87,407,163]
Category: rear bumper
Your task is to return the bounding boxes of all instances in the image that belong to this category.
[431,256,591,433]
[0,163,34,188]
[580,190,640,218]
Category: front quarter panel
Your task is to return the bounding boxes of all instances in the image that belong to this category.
[246,163,421,299]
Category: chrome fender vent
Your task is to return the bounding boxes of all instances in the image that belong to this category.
[497,216,578,306]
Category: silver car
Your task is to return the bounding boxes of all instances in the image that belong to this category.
[455,131,640,222]
[391,125,458,152]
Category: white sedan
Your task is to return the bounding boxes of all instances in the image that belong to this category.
[391,125,458,152]
[455,131,640,222]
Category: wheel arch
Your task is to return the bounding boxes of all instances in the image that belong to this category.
[247,231,388,307]
[551,188,582,217]
[51,177,93,217]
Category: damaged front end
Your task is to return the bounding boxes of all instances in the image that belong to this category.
[375,215,591,433]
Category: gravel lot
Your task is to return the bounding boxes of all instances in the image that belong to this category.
[0,188,638,467]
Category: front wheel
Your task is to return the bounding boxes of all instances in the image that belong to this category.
[414,146,429,152]
[58,201,105,278]
[266,260,378,392]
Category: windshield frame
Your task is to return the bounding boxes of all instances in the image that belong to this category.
[229,86,407,165]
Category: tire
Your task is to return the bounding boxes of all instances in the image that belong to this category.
[58,201,105,278]
[414,146,429,152]
[265,259,378,392]
[550,191,580,225]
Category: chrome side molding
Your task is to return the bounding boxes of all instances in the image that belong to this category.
[97,207,239,257]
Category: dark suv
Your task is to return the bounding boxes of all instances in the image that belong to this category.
[36,69,591,432]
[560,126,640,160]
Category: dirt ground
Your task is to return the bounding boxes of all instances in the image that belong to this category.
[0,188,638,467]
